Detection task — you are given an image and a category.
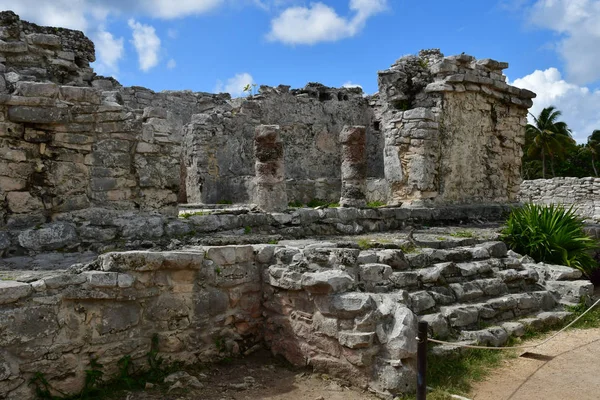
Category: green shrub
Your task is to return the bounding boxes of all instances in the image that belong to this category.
[502,204,597,276]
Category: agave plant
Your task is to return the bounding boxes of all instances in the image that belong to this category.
[502,204,598,277]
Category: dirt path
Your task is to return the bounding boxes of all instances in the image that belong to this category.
[471,328,600,400]
[120,349,380,400]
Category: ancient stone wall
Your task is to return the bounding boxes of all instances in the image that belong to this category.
[0,11,95,86]
[0,11,229,230]
[0,239,592,399]
[183,84,381,205]
[378,50,534,206]
[520,177,600,221]
[1,204,510,261]
[0,247,264,399]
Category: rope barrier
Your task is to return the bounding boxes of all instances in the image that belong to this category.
[423,297,600,351]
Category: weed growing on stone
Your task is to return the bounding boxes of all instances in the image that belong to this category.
[179,211,209,219]
[244,226,252,234]
[366,201,385,208]
[30,334,179,400]
[307,199,329,208]
[288,200,303,208]
[268,239,279,244]
[357,239,376,250]
[450,230,474,238]
[217,199,233,205]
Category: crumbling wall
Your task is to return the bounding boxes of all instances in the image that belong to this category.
[0,11,228,230]
[378,50,534,205]
[0,11,95,86]
[0,247,264,399]
[183,84,381,204]
[520,177,600,221]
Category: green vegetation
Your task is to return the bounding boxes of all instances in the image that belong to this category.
[521,106,600,179]
[288,199,340,208]
[244,226,252,234]
[288,200,303,208]
[216,200,233,205]
[450,230,475,238]
[502,204,597,276]
[30,334,179,400]
[367,201,386,208]
[401,300,600,400]
[357,238,376,250]
[179,211,209,219]
[306,199,329,208]
[392,99,411,111]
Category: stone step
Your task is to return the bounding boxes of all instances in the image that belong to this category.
[416,291,556,337]
[429,310,573,356]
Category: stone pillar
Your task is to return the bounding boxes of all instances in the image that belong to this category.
[254,125,288,212]
[339,126,367,207]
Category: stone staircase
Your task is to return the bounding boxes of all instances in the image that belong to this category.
[265,237,595,376]
[363,240,593,351]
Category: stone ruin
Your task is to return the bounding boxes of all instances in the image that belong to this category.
[0,10,594,400]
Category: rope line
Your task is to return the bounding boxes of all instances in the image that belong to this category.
[424,297,600,351]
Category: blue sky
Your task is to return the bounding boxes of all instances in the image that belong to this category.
[2,0,600,142]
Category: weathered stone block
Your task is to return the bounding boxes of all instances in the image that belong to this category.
[302,270,354,294]
[18,222,79,251]
[338,331,375,349]
[7,192,43,213]
[0,281,31,304]
[15,82,58,98]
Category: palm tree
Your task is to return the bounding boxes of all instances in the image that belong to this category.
[588,130,600,176]
[525,106,574,178]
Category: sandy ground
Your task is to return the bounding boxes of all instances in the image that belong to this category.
[120,349,380,400]
[471,328,600,400]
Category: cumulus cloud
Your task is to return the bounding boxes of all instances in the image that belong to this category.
[92,29,125,76]
[142,0,224,19]
[128,19,161,72]
[511,67,600,143]
[529,0,600,85]
[215,73,255,97]
[167,59,177,69]
[342,81,362,89]
[0,0,228,77]
[267,0,387,45]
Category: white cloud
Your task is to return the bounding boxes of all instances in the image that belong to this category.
[267,0,387,45]
[529,0,600,85]
[342,81,362,89]
[128,19,161,72]
[167,28,178,39]
[142,0,224,19]
[511,67,600,143]
[92,29,125,76]
[167,59,177,69]
[215,72,255,97]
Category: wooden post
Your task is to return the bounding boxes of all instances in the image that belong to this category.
[417,321,428,400]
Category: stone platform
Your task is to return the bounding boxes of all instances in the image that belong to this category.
[0,232,592,399]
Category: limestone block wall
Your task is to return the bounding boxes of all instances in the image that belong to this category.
[520,177,600,221]
[0,11,95,86]
[0,247,264,399]
[378,50,534,205]
[0,80,188,228]
[183,84,381,204]
[0,12,236,228]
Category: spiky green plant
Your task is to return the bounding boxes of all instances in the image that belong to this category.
[502,204,597,276]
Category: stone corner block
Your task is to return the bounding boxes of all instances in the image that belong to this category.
[0,280,32,304]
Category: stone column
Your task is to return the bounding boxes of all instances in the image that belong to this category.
[254,125,288,212]
[339,126,367,207]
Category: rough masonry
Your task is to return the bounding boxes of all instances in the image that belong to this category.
[0,10,577,400]
[520,177,600,222]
